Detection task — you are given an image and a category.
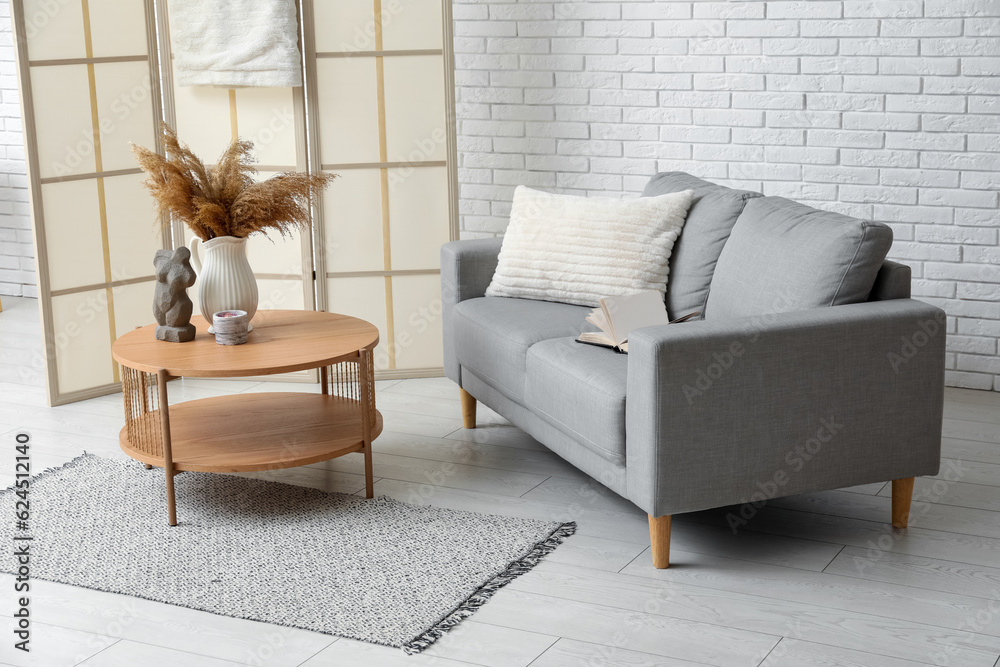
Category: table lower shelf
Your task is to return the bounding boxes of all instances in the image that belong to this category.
[119,392,382,473]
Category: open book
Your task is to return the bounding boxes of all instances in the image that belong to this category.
[576,290,699,353]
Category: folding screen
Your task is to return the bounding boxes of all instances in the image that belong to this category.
[12,0,167,405]
[13,0,457,405]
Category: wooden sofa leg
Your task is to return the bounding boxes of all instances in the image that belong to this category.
[892,477,915,528]
[460,388,477,429]
[649,515,671,569]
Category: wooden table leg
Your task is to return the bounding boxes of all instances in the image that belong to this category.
[363,444,374,499]
[359,349,375,499]
[157,369,178,526]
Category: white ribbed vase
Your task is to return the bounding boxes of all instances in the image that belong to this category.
[188,236,258,334]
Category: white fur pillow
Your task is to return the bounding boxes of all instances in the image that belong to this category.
[485,186,694,307]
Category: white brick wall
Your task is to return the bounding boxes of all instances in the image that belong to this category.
[454,0,1000,392]
[0,0,34,298]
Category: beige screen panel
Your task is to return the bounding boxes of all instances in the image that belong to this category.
[104,173,163,285]
[174,76,301,169]
[14,0,165,405]
[387,166,449,271]
[231,88,299,167]
[381,0,443,51]
[308,0,456,376]
[93,61,157,172]
[246,230,305,277]
[21,0,86,61]
[383,56,447,162]
[40,180,105,292]
[87,0,149,58]
[171,80,232,159]
[315,58,380,165]
[112,280,156,336]
[243,170,307,278]
[30,64,95,179]
[313,1,375,53]
[257,278,307,313]
[391,274,444,371]
[322,168,383,273]
[49,289,115,394]
[327,276,390,371]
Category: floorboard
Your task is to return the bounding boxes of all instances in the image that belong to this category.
[0,619,117,667]
[530,638,712,666]
[824,547,1000,600]
[300,639,475,666]
[943,437,1000,465]
[944,401,1000,425]
[77,640,245,667]
[475,588,780,667]
[932,458,1000,487]
[945,387,1000,408]
[618,550,1000,639]
[758,638,935,667]
[942,418,1000,445]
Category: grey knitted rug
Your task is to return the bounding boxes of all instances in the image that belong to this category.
[0,454,574,653]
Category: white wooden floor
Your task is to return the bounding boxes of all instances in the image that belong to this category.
[1,295,999,667]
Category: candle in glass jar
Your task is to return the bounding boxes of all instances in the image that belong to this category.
[212,310,249,345]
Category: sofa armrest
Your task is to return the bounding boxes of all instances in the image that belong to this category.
[625,299,946,517]
[869,259,911,301]
[441,238,503,383]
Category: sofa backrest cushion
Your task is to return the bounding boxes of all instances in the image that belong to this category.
[641,172,761,319]
[705,196,894,320]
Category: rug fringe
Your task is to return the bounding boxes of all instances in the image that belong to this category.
[402,521,577,655]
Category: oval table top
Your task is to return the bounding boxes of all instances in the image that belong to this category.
[112,310,380,378]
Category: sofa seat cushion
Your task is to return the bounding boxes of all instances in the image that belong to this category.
[525,338,629,463]
[705,196,894,320]
[642,172,761,320]
[452,297,590,401]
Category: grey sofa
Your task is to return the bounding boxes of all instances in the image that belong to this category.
[441,172,945,568]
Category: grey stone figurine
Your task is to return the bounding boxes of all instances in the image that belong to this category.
[153,246,197,342]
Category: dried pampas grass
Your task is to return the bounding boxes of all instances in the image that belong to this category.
[132,125,334,241]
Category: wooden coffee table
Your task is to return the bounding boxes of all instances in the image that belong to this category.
[111,310,382,526]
